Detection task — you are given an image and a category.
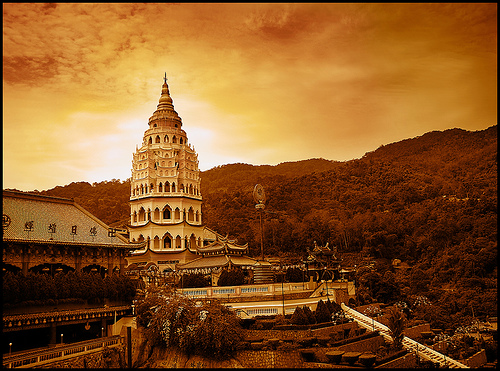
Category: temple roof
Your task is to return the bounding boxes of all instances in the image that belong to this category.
[177,254,257,271]
[197,234,248,255]
[2,190,135,248]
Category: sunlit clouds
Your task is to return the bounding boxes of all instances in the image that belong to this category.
[3,3,497,191]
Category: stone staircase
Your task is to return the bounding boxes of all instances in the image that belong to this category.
[341,303,469,368]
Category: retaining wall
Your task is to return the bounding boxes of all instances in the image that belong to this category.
[375,352,418,368]
[465,349,487,368]
[333,334,386,353]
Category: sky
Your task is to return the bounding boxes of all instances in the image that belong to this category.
[3,3,497,191]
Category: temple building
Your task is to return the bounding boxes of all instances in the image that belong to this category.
[125,75,254,273]
[2,190,136,276]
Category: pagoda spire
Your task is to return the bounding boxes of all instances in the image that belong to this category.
[148,74,182,127]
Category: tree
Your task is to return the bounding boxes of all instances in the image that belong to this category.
[385,306,407,350]
[182,273,210,288]
[218,268,245,286]
[315,299,331,323]
[136,287,244,359]
[290,306,308,325]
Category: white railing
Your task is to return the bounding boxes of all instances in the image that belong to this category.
[3,336,124,368]
[177,281,315,299]
[341,303,468,368]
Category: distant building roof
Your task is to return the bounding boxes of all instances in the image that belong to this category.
[197,234,248,255]
[177,254,257,271]
[2,190,135,248]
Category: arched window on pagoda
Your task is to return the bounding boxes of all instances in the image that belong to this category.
[187,207,194,222]
[163,233,172,249]
[172,136,177,143]
[164,135,169,143]
[174,208,181,220]
[153,208,160,221]
[163,206,171,220]
[189,233,196,249]
[159,182,163,192]
[148,137,152,145]
[165,181,170,192]
[155,135,161,143]
[172,183,176,192]
[138,208,146,222]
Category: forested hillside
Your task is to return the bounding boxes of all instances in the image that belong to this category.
[23,125,497,325]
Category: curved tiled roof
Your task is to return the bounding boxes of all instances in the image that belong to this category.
[2,190,133,247]
[177,255,257,270]
[196,235,248,255]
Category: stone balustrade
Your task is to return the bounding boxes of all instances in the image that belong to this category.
[3,305,131,331]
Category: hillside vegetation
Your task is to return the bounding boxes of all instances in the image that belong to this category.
[25,125,497,326]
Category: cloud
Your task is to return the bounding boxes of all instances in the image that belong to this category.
[2,3,497,191]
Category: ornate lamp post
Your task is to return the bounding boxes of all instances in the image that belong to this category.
[253,184,266,261]
[9,343,12,355]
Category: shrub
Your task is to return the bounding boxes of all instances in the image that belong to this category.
[217,269,245,286]
[303,306,316,324]
[182,273,210,288]
[136,287,244,359]
[290,306,308,325]
[315,300,332,323]
[286,267,306,282]
[385,306,407,350]
[183,301,244,358]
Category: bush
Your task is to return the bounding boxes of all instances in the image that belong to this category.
[217,269,245,286]
[136,288,244,359]
[303,306,316,324]
[182,273,210,288]
[291,306,308,325]
[286,267,306,282]
[385,306,407,350]
[315,299,332,323]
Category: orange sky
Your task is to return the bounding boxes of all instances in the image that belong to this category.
[3,3,497,191]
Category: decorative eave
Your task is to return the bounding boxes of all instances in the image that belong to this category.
[127,219,202,229]
[2,237,139,250]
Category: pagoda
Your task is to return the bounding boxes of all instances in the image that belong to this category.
[127,74,203,271]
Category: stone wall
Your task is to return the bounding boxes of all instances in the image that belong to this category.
[334,334,386,353]
[243,321,358,341]
[375,352,418,368]
[465,349,487,368]
[403,323,431,339]
[235,350,304,368]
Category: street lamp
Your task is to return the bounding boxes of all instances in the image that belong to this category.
[101,327,104,338]
[280,270,285,316]
[61,334,63,344]
[9,343,12,355]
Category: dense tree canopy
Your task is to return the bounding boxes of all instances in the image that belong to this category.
[19,125,497,328]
